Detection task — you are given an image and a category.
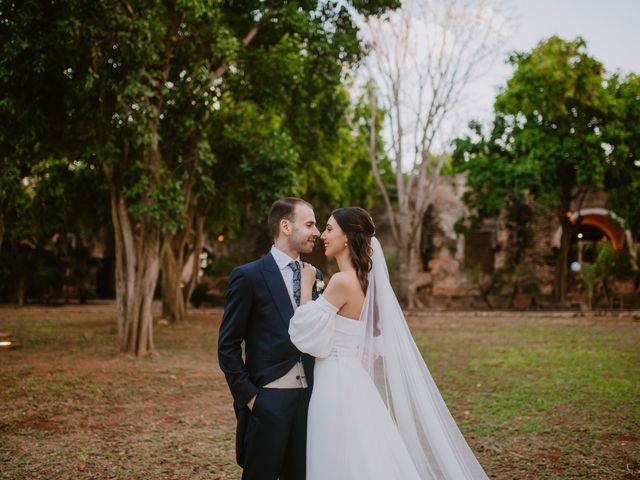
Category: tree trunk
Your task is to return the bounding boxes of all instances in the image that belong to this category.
[161,241,186,324]
[0,207,4,253]
[395,220,424,309]
[159,172,203,324]
[160,212,205,323]
[185,212,205,306]
[479,283,494,309]
[396,247,413,307]
[508,282,519,309]
[555,215,573,306]
[17,271,25,306]
[109,179,160,357]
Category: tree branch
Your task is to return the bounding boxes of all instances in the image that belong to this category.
[368,84,400,244]
[211,11,268,81]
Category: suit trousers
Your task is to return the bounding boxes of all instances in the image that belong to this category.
[241,387,311,480]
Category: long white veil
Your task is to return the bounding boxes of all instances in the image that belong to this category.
[359,237,488,479]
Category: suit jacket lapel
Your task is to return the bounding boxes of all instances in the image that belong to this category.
[260,253,294,327]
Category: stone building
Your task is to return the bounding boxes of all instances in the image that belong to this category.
[387,175,639,309]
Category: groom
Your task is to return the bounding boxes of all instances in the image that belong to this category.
[218,197,322,480]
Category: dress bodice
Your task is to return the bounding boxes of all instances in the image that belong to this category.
[289,295,365,360]
[327,315,365,358]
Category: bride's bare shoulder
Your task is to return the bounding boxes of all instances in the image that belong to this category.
[324,271,363,311]
[327,271,359,290]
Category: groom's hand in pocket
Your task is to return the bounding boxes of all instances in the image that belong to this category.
[247,394,257,411]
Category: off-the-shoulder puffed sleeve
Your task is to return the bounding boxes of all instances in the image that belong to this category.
[289,295,339,358]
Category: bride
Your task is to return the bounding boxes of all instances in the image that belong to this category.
[289,207,488,480]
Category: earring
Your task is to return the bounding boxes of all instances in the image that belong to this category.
[344,241,348,247]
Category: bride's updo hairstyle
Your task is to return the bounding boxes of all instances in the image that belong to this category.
[332,207,376,293]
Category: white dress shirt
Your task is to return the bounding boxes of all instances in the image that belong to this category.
[265,246,308,388]
[270,245,300,310]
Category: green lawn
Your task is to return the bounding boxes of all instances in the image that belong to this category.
[413,316,640,479]
[0,307,638,479]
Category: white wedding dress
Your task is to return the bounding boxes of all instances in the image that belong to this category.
[289,238,488,480]
[290,296,422,480]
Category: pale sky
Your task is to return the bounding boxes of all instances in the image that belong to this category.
[464,0,640,130]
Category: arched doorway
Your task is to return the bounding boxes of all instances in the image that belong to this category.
[552,209,637,305]
[552,208,634,256]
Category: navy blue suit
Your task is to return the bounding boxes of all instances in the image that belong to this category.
[218,252,321,480]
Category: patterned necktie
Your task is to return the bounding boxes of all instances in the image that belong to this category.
[288,260,301,306]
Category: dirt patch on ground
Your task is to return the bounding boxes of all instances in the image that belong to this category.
[1,306,638,479]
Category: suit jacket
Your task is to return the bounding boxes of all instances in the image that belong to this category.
[217,252,322,466]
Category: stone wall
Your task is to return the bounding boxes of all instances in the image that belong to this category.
[376,177,640,309]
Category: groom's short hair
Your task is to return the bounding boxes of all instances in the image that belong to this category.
[268,197,312,239]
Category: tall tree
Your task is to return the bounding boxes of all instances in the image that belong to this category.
[361,0,507,306]
[0,0,67,254]
[3,0,399,353]
[453,36,611,304]
[158,2,400,324]
[1,2,110,303]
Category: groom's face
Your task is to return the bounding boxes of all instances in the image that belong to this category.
[287,204,320,254]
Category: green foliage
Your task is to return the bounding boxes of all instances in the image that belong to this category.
[453,36,610,226]
[453,119,525,229]
[0,156,108,302]
[1,0,400,306]
[579,240,634,309]
[454,37,640,239]
[451,36,640,303]
[603,74,640,238]
[340,90,395,208]
[208,100,301,233]
[2,0,399,213]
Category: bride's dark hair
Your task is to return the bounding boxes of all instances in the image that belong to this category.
[332,207,376,293]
